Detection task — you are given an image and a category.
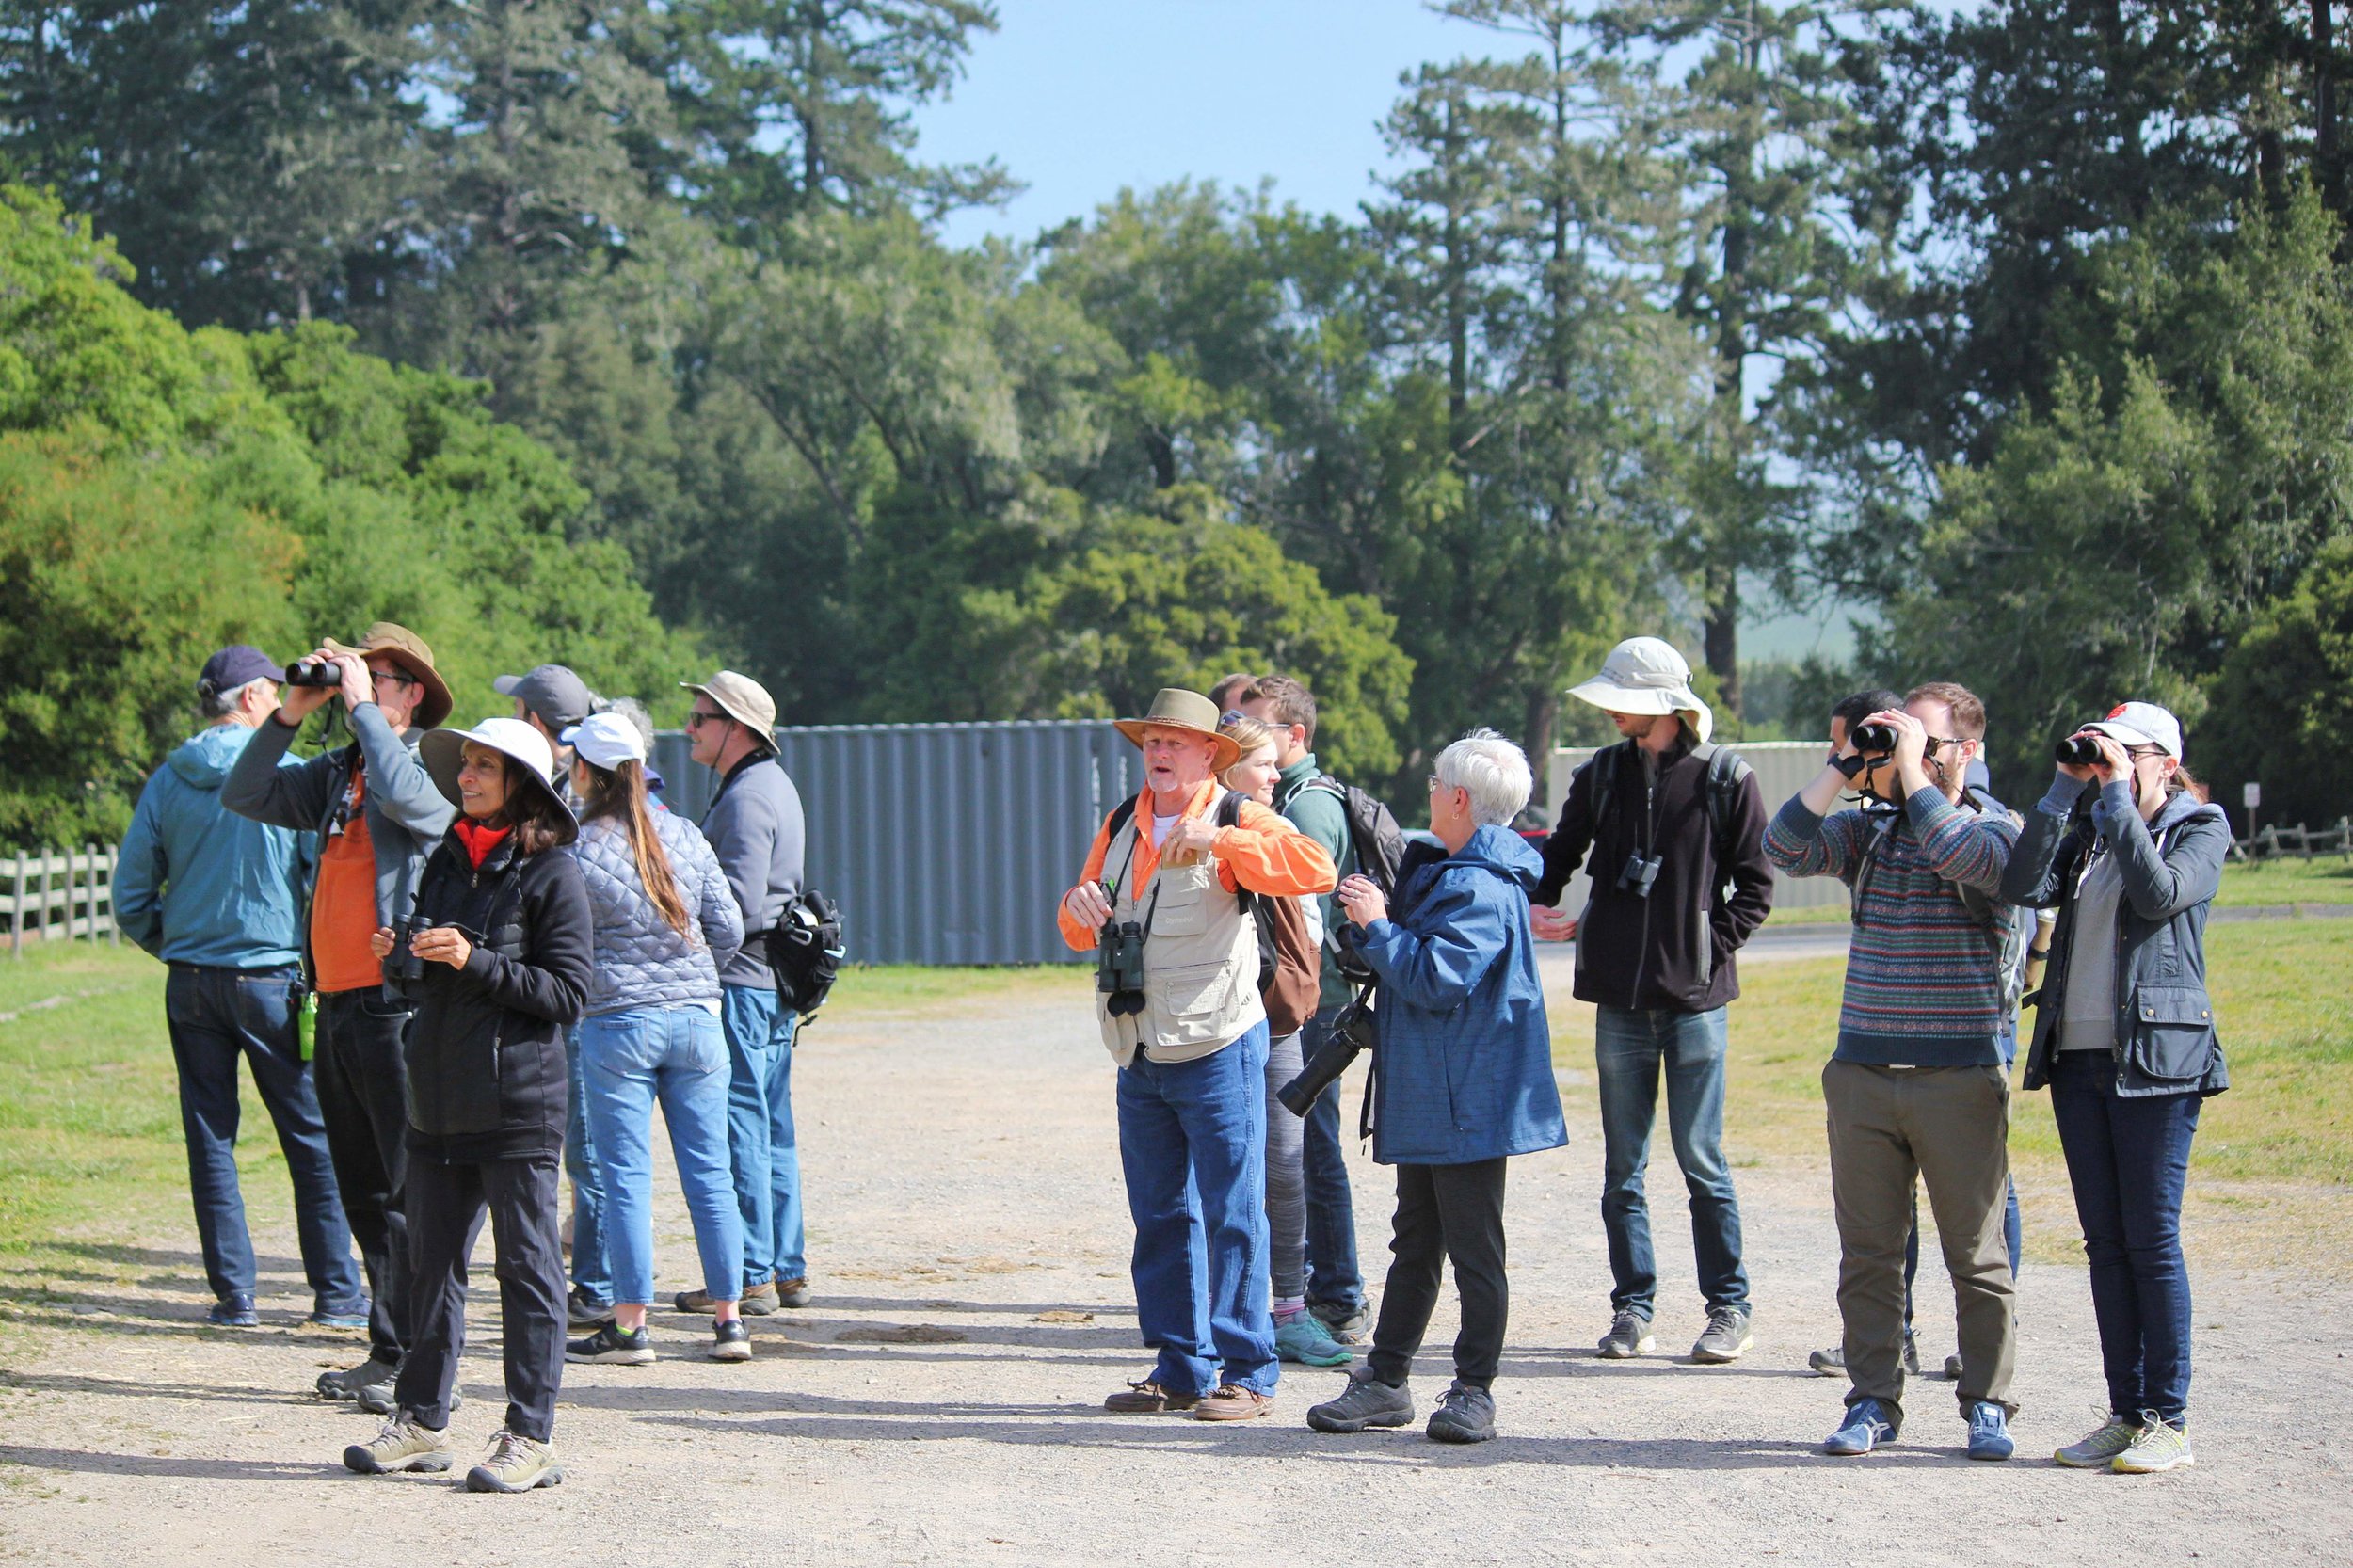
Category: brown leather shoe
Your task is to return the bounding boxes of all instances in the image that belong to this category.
[1103,1380,1200,1414]
[773,1276,810,1309]
[675,1282,777,1316]
[1192,1384,1274,1422]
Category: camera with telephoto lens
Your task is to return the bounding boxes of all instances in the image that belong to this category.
[1851,720,1897,754]
[2055,735,2104,767]
[285,657,343,689]
[1278,986,1379,1117]
[1096,916,1147,1017]
[1617,851,1663,899]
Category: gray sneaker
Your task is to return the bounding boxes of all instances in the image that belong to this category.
[343,1417,453,1475]
[2112,1413,2194,1474]
[316,1357,397,1403]
[2056,1413,2142,1468]
[1425,1381,1496,1444]
[1596,1310,1654,1360]
[1808,1331,1919,1378]
[464,1429,565,1493]
[1691,1306,1753,1364]
[1305,1368,1415,1433]
[1309,1299,1373,1344]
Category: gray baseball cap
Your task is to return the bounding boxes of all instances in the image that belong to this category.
[494,664,595,732]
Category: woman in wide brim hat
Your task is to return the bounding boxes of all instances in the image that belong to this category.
[419,718,578,838]
[1113,688,1243,772]
[323,621,455,731]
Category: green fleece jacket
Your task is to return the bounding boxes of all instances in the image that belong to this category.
[1274,752,1353,1012]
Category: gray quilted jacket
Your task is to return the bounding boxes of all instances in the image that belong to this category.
[568,811,744,1016]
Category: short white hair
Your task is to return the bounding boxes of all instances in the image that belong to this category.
[1433,728,1532,827]
[198,675,273,720]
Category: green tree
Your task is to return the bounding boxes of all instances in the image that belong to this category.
[2202,535,2353,830]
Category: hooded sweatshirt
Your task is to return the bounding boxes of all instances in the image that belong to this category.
[115,724,314,968]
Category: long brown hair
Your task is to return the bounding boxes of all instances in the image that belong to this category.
[577,757,693,939]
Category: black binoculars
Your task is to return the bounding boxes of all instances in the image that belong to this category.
[2055,735,2104,766]
[1096,916,1146,1017]
[285,658,344,688]
[1616,851,1663,899]
[1851,721,1897,753]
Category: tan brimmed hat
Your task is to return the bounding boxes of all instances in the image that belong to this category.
[679,670,778,750]
[1566,636,1714,744]
[323,621,452,729]
[1114,688,1241,772]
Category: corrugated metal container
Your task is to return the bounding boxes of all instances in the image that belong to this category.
[654,721,1140,966]
[1545,740,1849,915]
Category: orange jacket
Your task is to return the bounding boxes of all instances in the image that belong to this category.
[1059,780,1338,951]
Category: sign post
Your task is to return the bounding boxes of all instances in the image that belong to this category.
[2242,779,2261,841]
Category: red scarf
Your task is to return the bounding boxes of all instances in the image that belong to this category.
[453,818,512,868]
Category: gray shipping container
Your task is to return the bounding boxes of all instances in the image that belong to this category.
[654,721,1140,967]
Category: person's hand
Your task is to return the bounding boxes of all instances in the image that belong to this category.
[408,926,472,969]
[1160,814,1219,866]
[367,925,396,959]
[1064,882,1112,929]
[1531,904,1577,942]
[329,650,373,712]
[1867,707,1930,792]
[2084,731,2132,787]
[276,646,344,723]
[1337,873,1386,928]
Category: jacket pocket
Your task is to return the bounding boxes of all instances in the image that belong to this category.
[1157,959,1242,1048]
[1151,880,1209,936]
[2127,984,2216,1083]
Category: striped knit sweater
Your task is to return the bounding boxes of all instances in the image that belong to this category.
[1763,785,2020,1066]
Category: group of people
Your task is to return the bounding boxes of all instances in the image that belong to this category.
[114,622,2228,1490]
[116,628,813,1492]
[1063,639,2227,1476]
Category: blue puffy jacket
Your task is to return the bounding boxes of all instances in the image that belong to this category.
[115,724,314,968]
[1355,825,1569,1165]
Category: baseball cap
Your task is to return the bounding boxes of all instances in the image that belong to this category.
[197,645,285,697]
[494,664,596,731]
[2086,701,2185,761]
[560,712,648,771]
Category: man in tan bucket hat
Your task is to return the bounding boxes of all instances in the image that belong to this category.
[222,622,458,1409]
[1059,688,1337,1422]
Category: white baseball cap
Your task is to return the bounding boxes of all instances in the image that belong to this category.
[561,711,648,771]
[2085,700,2185,761]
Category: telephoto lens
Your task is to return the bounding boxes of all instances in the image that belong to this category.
[1851,721,1897,753]
[2055,735,2103,766]
[284,658,342,688]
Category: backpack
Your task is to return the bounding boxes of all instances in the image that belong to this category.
[1849,788,2034,1013]
[1290,776,1407,982]
[762,888,845,1023]
[1580,739,1753,889]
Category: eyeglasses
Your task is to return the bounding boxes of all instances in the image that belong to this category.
[368,669,417,689]
[685,710,729,730]
[1921,734,1965,757]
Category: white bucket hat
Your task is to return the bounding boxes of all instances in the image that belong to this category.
[1566,637,1714,744]
[2085,700,2185,761]
[421,716,578,831]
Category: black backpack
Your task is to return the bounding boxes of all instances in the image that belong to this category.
[1289,776,1407,982]
[762,889,844,1023]
[1581,739,1753,886]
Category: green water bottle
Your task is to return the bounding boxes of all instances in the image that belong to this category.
[298,990,318,1061]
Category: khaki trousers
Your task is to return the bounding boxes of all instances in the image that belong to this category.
[1823,1060,2016,1425]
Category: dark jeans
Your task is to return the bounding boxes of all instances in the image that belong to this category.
[1367,1158,1509,1390]
[2049,1050,2202,1420]
[163,966,362,1311]
[1300,1004,1363,1317]
[1593,1004,1748,1316]
[396,1152,566,1443]
[315,987,415,1365]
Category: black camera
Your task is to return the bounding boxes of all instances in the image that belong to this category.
[1096,917,1146,1016]
[285,658,343,689]
[1278,987,1378,1117]
[1616,851,1663,899]
[1851,721,1897,753]
[2055,735,2103,766]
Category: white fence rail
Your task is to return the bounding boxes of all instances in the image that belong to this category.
[4,847,120,953]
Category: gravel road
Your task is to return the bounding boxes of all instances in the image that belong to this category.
[2,980,2346,1567]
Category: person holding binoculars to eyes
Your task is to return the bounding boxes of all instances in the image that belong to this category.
[2000,703,2229,1476]
[222,623,457,1413]
[1059,689,1336,1423]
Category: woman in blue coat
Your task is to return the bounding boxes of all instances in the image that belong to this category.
[1305,729,1567,1445]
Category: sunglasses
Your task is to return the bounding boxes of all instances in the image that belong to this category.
[685,710,730,730]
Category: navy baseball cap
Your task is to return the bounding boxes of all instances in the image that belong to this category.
[198,645,285,697]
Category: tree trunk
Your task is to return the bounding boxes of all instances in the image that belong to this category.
[1523,687,1558,812]
[1705,566,1741,722]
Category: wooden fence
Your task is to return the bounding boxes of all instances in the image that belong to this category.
[2233,818,2353,861]
[3,847,120,953]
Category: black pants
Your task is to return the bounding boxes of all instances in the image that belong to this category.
[1366,1158,1509,1391]
[396,1152,566,1443]
[315,988,415,1364]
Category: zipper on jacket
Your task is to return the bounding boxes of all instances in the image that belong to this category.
[1626,773,1657,1004]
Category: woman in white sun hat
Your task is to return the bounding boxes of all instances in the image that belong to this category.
[555,712,753,1369]
[2001,701,2231,1476]
[340,716,591,1495]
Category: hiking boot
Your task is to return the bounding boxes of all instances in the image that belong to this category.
[343,1416,453,1475]
[677,1282,773,1316]
[774,1275,811,1309]
[1103,1380,1200,1415]
[1309,1299,1372,1344]
[1944,1352,1966,1383]
[1823,1398,1897,1456]
[1691,1306,1753,1364]
[1426,1381,1496,1444]
[1192,1384,1274,1422]
[207,1294,258,1328]
[2055,1413,2144,1469]
[567,1288,614,1331]
[1307,1367,1415,1433]
[2112,1413,2194,1474]
[464,1429,564,1493]
[1966,1400,2015,1461]
[1274,1311,1354,1368]
[1596,1309,1654,1359]
[566,1322,655,1365]
[310,1300,370,1331]
[711,1319,752,1362]
[317,1357,398,1403]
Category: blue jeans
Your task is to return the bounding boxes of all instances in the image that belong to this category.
[2049,1050,2202,1420]
[1116,1023,1277,1396]
[720,984,804,1289]
[563,1025,612,1307]
[1299,1003,1363,1317]
[164,966,364,1312]
[1594,1004,1748,1317]
[580,1006,744,1306]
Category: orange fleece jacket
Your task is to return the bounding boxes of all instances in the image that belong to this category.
[1059,780,1337,951]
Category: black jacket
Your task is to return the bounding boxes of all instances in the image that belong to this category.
[1533,734,1774,1013]
[401,829,593,1162]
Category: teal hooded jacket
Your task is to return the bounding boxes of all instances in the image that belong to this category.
[115,724,314,969]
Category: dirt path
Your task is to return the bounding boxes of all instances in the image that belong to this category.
[3,981,2347,1567]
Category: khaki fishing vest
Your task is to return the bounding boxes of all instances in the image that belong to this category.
[1095,792,1266,1068]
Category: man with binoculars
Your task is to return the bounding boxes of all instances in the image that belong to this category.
[224,623,456,1412]
[1059,689,1336,1423]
